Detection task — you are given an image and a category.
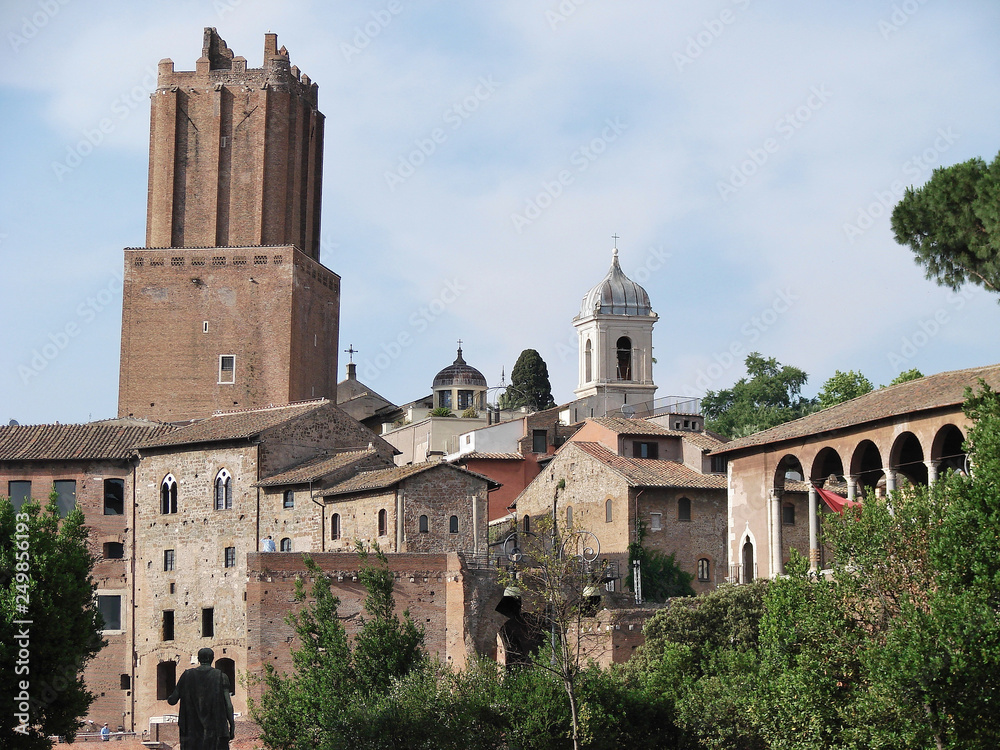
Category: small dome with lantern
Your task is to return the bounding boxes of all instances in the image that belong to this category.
[432,344,487,412]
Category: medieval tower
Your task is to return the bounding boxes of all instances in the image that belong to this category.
[573,247,658,411]
[118,28,339,422]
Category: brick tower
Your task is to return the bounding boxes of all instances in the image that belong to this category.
[119,28,339,422]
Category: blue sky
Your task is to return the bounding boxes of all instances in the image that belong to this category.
[2,0,1000,425]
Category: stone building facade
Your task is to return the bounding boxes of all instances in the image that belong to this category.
[713,364,1000,582]
[514,416,729,594]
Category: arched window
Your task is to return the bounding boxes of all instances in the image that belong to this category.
[160,475,177,514]
[449,515,459,533]
[566,505,573,528]
[616,336,632,380]
[523,515,530,534]
[584,339,593,383]
[605,498,613,523]
[698,558,711,582]
[279,537,292,552]
[378,509,387,536]
[782,502,795,525]
[216,658,236,696]
[283,490,295,509]
[419,514,429,533]
[678,497,691,522]
[331,513,341,540]
[742,540,754,583]
[215,469,232,510]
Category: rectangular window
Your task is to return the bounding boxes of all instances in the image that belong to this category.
[163,549,175,571]
[156,662,176,700]
[162,610,174,641]
[219,355,235,384]
[224,546,236,568]
[103,542,125,559]
[8,481,31,512]
[53,480,76,517]
[633,442,659,459]
[104,478,125,515]
[438,390,452,409]
[458,390,474,410]
[283,490,294,509]
[698,558,711,582]
[650,512,662,531]
[710,455,728,473]
[532,429,547,454]
[202,608,214,637]
[98,595,122,631]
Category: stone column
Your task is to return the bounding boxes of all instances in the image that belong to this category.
[808,485,819,573]
[884,468,897,494]
[926,460,940,485]
[846,476,857,503]
[770,489,784,577]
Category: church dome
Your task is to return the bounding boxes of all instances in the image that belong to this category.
[433,346,487,388]
[578,248,653,318]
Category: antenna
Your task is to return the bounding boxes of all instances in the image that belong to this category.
[620,404,635,418]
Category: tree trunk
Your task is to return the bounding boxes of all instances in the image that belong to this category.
[565,677,580,750]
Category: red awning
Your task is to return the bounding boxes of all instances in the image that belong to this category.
[815,485,861,514]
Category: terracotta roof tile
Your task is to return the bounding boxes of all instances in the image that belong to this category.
[572,442,727,489]
[321,462,500,498]
[453,451,524,461]
[0,419,175,461]
[714,364,1000,455]
[256,448,381,487]
[138,400,330,449]
[589,416,727,451]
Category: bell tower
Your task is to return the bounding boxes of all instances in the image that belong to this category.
[119,29,339,422]
[573,247,658,410]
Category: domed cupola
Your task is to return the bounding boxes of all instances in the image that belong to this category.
[572,244,658,409]
[578,248,653,318]
[432,344,487,412]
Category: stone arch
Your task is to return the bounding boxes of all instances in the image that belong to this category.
[809,446,845,484]
[890,431,927,486]
[741,536,755,583]
[931,423,966,475]
[850,439,884,496]
[616,336,632,380]
[772,453,805,491]
[584,339,593,383]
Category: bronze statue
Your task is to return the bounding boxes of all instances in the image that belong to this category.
[167,648,235,749]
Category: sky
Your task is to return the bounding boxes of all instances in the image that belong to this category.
[2,0,999,426]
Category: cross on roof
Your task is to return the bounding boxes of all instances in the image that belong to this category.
[344,344,358,363]
[611,233,620,248]
[457,338,463,349]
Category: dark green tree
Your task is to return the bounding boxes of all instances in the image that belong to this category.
[886,368,924,387]
[701,353,816,438]
[0,494,104,749]
[626,522,695,601]
[817,369,873,409]
[500,349,556,411]
[251,546,425,750]
[891,153,1000,295]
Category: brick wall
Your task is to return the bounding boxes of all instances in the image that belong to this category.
[118,247,340,423]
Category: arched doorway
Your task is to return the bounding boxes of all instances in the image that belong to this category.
[742,539,755,583]
[851,440,884,497]
[932,424,966,476]
[890,432,928,486]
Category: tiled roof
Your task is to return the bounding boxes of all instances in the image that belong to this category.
[321,462,500,498]
[572,442,727,490]
[138,400,330,449]
[0,418,175,461]
[714,364,1000,455]
[588,417,727,451]
[453,451,524,461]
[256,448,380,487]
